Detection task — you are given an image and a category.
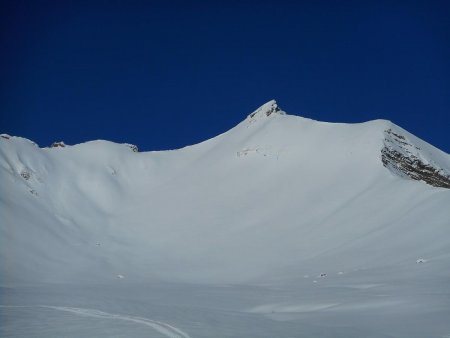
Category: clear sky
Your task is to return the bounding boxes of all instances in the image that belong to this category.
[1,0,449,152]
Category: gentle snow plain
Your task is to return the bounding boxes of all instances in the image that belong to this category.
[1,101,450,337]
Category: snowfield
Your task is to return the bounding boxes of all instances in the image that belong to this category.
[1,101,450,337]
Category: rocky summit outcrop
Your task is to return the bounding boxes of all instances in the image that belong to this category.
[382,128,450,189]
[248,100,285,119]
[50,141,66,148]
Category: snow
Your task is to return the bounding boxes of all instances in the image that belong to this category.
[1,100,450,337]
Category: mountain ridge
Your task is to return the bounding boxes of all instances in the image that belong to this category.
[1,101,449,286]
[5,100,449,188]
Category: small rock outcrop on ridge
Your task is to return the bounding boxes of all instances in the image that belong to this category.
[124,143,139,152]
[248,100,285,119]
[50,141,66,148]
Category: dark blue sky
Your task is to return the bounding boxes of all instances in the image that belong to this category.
[1,1,449,152]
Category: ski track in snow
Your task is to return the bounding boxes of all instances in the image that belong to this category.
[0,305,191,338]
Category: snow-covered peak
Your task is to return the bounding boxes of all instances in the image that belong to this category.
[1,102,450,338]
[247,100,285,120]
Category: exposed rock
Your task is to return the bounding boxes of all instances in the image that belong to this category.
[20,171,31,180]
[51,141,66,148]
[124,143,139,152]
[248,100,285,119]
[382,129,450,189]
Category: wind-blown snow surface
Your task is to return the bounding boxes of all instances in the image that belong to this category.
[1,101,450,337]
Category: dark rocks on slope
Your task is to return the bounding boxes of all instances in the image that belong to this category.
[382,129,450,189]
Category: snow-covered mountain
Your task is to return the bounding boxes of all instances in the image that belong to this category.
[1,101,450,337]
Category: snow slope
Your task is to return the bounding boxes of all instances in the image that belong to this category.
[1,100,450,337]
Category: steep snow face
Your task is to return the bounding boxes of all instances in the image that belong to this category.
[1,101,450,286]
